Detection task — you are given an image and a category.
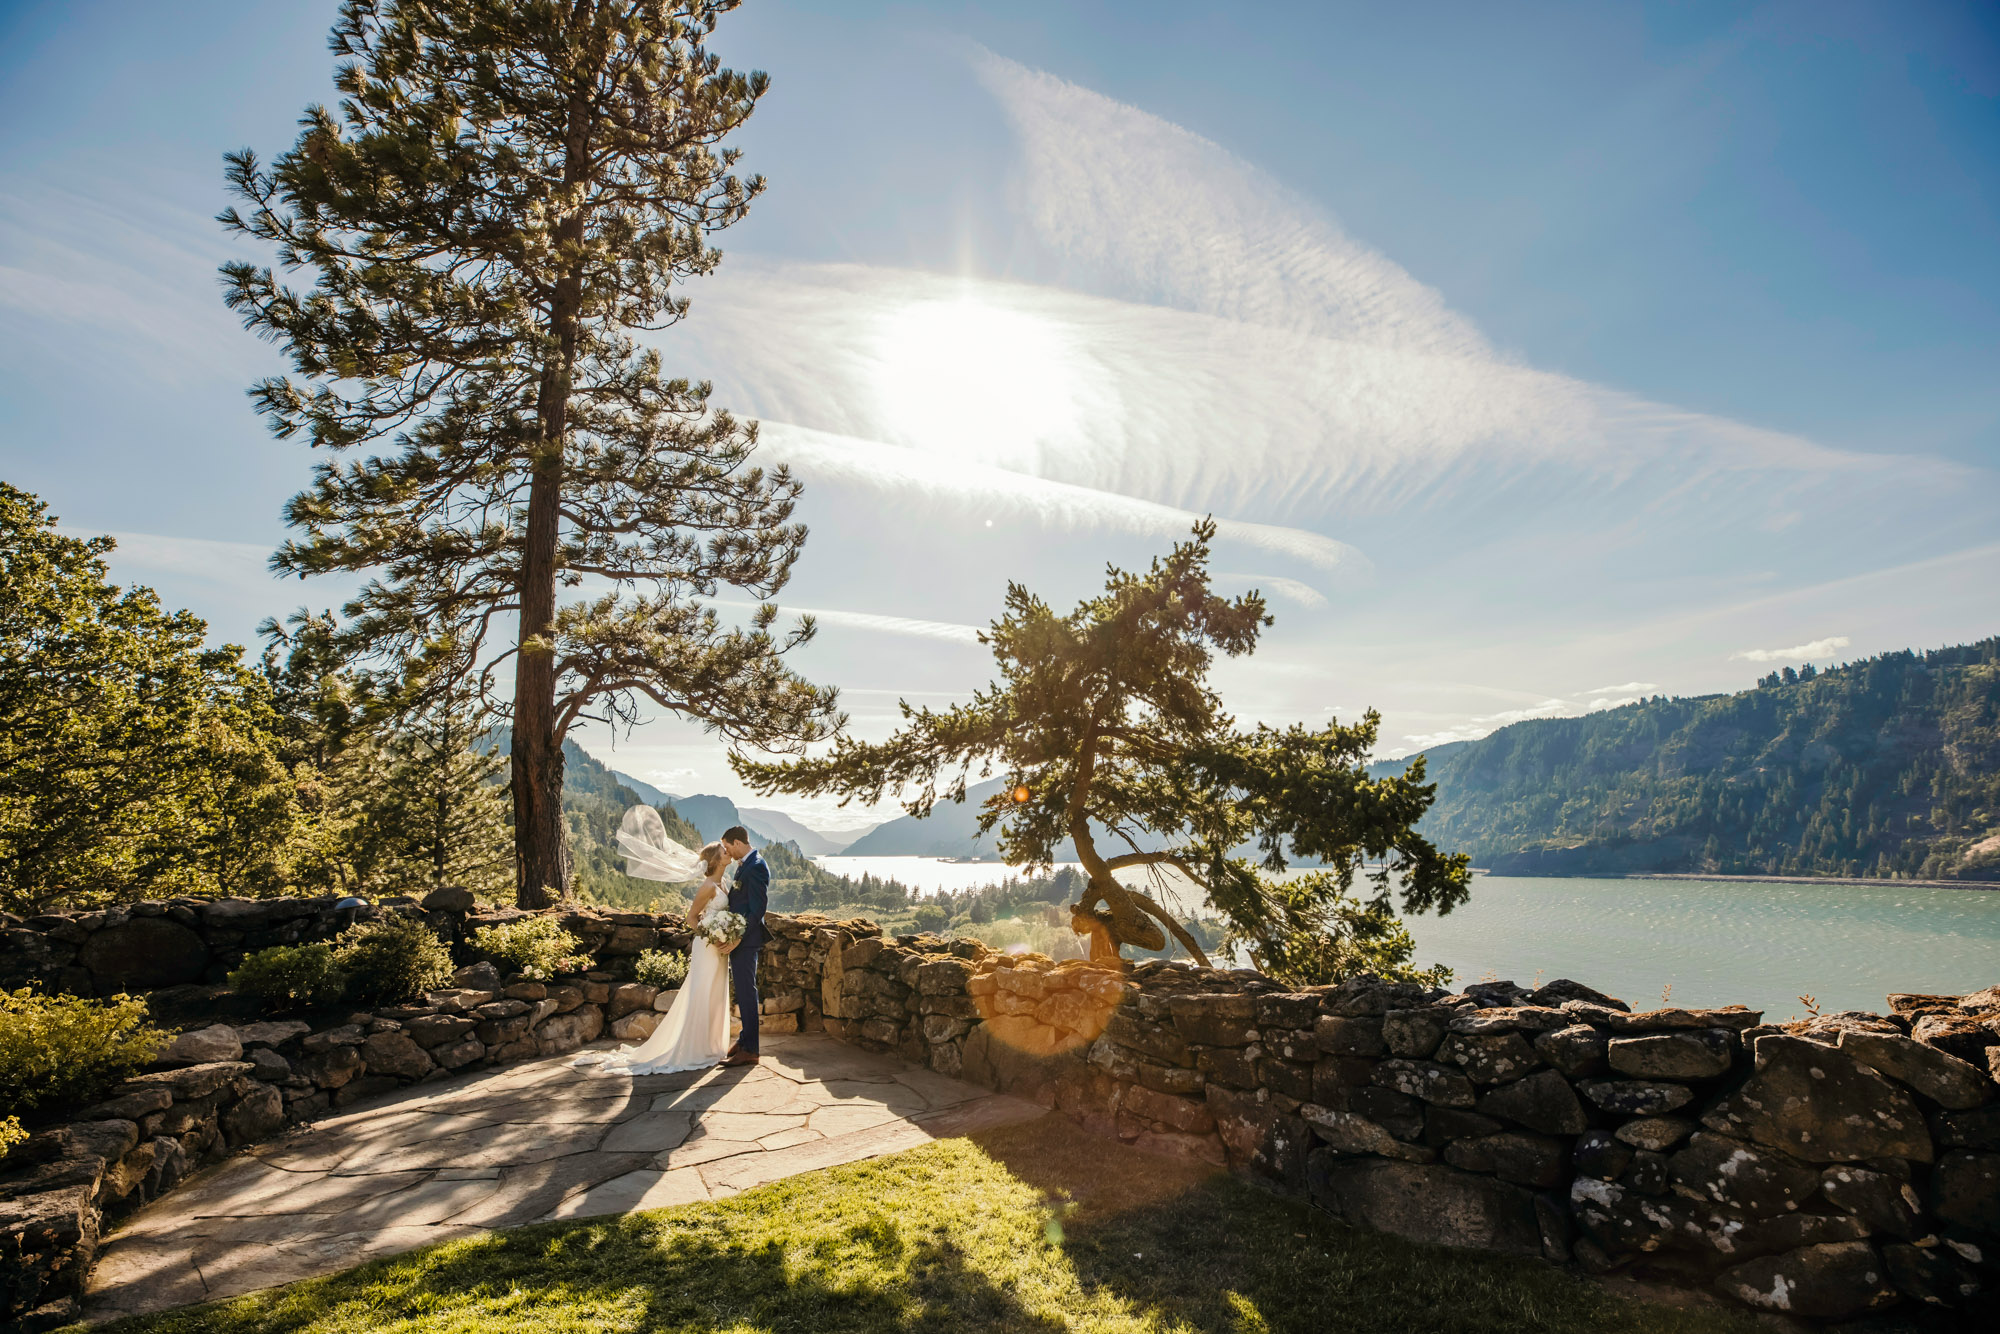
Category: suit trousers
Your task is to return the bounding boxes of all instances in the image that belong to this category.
[729,936,761,1053]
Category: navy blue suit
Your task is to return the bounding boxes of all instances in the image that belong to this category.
[726,849,769,1053]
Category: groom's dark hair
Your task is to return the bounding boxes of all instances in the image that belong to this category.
[721,825,751,846]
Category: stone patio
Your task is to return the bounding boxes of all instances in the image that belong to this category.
[83,1033,1046,1323]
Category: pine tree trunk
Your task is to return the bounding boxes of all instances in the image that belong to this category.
[510,53,596,910]
[512,455,570,909]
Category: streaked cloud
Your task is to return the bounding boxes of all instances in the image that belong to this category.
[1732,636,1852,663]
[1587,681,1661,695]
[712,597,984,646]
[1211,572,1329,610]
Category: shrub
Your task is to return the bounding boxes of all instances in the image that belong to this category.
[228,942,346,1010]
[469,915,586,980]
[632,949,688,989]
[910,903,950,934]
[0,1115,26,1162]
[333,914,453,1003]
[0,988,166,1117]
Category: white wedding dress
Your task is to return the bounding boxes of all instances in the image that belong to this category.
[571,811,733,1076]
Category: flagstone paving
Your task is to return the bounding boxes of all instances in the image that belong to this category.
[83,1034,1047,1323]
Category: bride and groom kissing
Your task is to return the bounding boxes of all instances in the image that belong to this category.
[573,826,768,1076]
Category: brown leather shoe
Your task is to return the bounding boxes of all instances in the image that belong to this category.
[722,1050,760,1066]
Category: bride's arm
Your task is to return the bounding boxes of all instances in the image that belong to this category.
[684,883,714,928]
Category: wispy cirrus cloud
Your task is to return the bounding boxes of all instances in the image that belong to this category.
[1732,636,1851,663]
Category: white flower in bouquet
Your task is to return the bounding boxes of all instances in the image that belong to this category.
[696,904,746,949]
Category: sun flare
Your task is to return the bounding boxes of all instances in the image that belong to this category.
[869,295,1086,465]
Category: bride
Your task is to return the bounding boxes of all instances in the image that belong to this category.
[572,825,737,1076]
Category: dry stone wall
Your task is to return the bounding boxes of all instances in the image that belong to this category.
[5,899,1996,1327]
[1,894,705,1329]
[763,911,2000,1324]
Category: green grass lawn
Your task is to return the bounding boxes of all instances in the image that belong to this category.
[84,1118,1763,1334]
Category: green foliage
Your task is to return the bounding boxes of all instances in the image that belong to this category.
[470,917,586,981]
[228,943,346,1010]
[739,523,1467,972]
[333,915,454,1004]
[633,949,689,990]
[0,483,322,913]
[0,1115,24,1161]
[1401,638,2000,880]
[0,988,165,1117]
[221,2,839,906]
[909,903,950,934]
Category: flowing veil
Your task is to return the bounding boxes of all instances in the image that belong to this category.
[617,806,706,883]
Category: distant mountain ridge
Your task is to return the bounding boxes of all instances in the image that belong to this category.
[1387,638,2000,881]
[842,778,1082,860]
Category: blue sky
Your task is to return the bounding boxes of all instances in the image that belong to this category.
[3,0,1997,829]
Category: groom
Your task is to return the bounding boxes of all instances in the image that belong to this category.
[719,826,766,1066]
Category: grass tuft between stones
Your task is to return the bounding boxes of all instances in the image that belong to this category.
[78,1118,1763,1334]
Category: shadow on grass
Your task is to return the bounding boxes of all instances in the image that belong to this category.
[83,1116,1767,1334]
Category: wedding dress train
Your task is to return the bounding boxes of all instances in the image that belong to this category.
[571,933,730,1075]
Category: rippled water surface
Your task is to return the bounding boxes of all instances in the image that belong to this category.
[818,859,1999,1018]
[1403,875,2000,1018]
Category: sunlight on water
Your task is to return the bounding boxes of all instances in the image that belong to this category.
[1405,876,2000,1018]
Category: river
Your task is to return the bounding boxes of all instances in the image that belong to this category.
[814,857,2000,1019]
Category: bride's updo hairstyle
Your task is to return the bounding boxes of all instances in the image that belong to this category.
[699,841,726,877]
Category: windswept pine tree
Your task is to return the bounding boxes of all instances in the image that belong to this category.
[221,0,840,908]
[736,523,1470,984]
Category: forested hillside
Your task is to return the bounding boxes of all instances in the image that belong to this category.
[1384,638,2000,880]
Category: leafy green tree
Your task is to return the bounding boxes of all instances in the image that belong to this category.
[221,0,839,909]
[738,523,1469,981]
[0,484,311,912]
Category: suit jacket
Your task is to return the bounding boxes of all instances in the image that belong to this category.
[727,849,769,947]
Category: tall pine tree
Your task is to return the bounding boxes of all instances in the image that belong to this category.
[222,1,839,906]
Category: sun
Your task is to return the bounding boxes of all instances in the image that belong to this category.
[869,294,1084,465]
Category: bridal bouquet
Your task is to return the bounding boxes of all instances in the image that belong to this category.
[696,904,747,949]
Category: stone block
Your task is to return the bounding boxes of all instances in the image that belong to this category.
[1446,1006,1570,1036]
[433,1037,484,1070]
[406,1013,477,1047]
[607,983,658,1021]
[1421,1107,1504,1147]
[1307,1155,1543,1257]
[1930,1149,2000,1232]
[1607,1005,1761,1033]
[359,1031,435,1080]
[119,1061,253,1101]
[1382,1008,1450,1058]
[1882,1241,1982,1308]
[1532,1024,1608,1078]
[1442,1132,1567,1188]
[1715,1242,1897,1320]
[1704,1036,1932,1163]
[1256,1057,1313,1102]
[1371,1059,1475,1107]
[610,1010,662,1042]
[1607,1028,1732,1080]
[1574,1130,1633,1182]
[1665,1132,1819,1217]
[1316,1015,1385,1056]
[1170,993,1259,1047]
[1122,1083,1216,1134]
[1911,1011,1999,1064]
[154,1024,242,1067]
[1255,992,1321,1029]
[1578,1078,1693,1116]
[1136,1061,1203,1097]
[1820,1165,1922,1239]
[1195,1045,1262,1090]
[1475,1069,1585,1134]
[1614,1117,1694,1152]
[1837,1029,1995,1109]
[1438,1031,1541,1085]
[1301,1105,1435,1162]
[221,1084,284,1145]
